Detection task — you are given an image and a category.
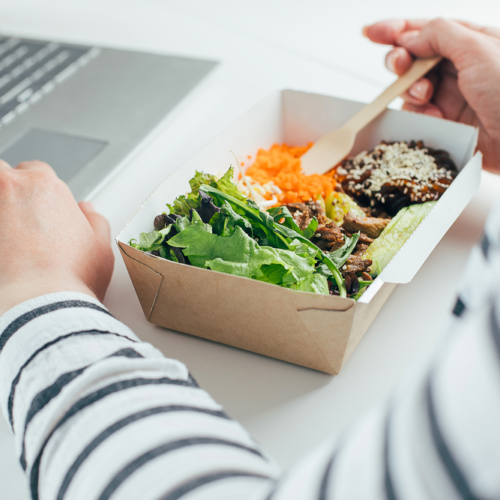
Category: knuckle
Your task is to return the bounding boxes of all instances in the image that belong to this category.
[33,169,54,182]
[33,160,52,170]
[428,17,450,30]
[17,160,53,171]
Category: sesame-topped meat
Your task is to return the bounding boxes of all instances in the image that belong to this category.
[339,141,457,215]
[342,212,390,239]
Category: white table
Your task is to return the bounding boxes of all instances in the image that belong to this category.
[2,1,500,498]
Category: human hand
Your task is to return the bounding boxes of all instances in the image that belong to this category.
[0,160,114,315]
[363,19,500,174]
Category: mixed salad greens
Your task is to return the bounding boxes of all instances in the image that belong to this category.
[130,167,361,298]
[130,167,436,300]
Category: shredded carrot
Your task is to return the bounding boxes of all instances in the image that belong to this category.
[245,143,337,204]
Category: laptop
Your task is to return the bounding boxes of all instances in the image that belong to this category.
[0,35,217,200]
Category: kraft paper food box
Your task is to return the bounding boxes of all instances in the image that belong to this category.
[117,90,481,375]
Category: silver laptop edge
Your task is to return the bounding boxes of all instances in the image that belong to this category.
[0,35,218,200]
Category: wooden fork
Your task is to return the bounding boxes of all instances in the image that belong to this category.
[300,56,442,175]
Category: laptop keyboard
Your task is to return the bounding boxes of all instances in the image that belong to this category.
[0,37,99,127]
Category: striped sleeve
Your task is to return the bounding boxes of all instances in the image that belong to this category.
[3,195,500,500]
[0,292,279,500]
[299,202,500,500]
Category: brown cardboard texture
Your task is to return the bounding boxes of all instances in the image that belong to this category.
[117,90,481,375]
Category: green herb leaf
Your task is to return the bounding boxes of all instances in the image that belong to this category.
[267,206,318,240]
[168,224,318,290]
[129,225,174,252]
[328,233,360,268]
[201,184,290,249]
[215,167,246,201]
[259,263,294,285]
[190,209,203,224]
[210,200,253,237]
[189,171,218,194]
[246,199,260,210]
[289,239,319,259]
[167,193,200,217]
[175,215,191,233]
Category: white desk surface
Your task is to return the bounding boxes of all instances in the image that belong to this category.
[2,1,500,498]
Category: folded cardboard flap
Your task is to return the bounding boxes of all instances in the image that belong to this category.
[297,307,355,374]
[118,243,163,319]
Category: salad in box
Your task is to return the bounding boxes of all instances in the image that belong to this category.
[117,90,481,374]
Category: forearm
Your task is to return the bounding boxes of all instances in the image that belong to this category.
[0,292,278,500]
[0,276,97,317]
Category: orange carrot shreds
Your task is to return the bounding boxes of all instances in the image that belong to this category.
[244,143,337,204]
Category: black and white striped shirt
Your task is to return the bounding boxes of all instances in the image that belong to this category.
[2,202,500,499]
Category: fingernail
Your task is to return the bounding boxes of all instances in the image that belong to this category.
[409,82,426,100]
[398,30,419,46]
[362,26,369,37]
[386,51,397,73]
[424,107,443,118]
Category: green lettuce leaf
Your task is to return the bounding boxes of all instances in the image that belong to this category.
[290,273,329,295]
[200,183,347,296]
[167,193,199,218]
[314,234,359,285]
[173,212,212,234]
[189,171,218,194]
[267,206,318,240]
[201,184,290,249]
[258,264,295,285]
[159,245,179,262]
[289,239,319,259]
[168,171,218,216]
[215,167,246,201]
[210,200,253,237]
[328,233,360,268]
[129,226,173,252]
[168,224,320,290]
[167,167,244,217]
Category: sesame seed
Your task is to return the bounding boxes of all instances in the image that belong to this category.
[343,142,449,203]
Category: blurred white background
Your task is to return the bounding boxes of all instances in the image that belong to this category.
[1,1,500,498]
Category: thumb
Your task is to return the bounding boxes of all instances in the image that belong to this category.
[79,201,112,244]
[396,18,486,71]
